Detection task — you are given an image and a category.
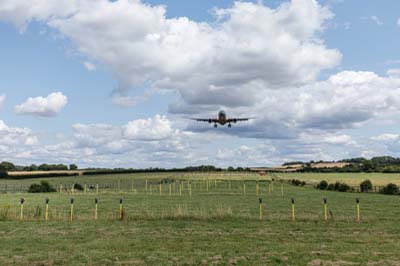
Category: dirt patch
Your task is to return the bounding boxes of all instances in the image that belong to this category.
[308,259,358,266]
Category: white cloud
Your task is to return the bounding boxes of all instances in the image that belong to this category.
[370,133,400,142]
[369,16,383,26]
[0,0,341,108]
[83,61,96,71]
[0,120,38,147]
[323,134,355,145]
[123,115,175,141]
[397,18,400,28]
[15,92,68,117]
[387,69,400,76]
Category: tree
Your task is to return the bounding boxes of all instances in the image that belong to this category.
[0,161,15,171]
[0,169,8,179]
[360,179,373,192]
[69,164,78,170]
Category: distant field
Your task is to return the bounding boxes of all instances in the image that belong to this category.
[278,172,400,186]
[1,173,400,265]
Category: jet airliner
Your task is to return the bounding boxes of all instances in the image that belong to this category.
[191,110,253,128]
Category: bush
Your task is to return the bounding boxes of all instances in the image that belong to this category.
[74,183,84,191]
[28,181,56,193]
[337,182,351,192]
[317,180,328,190]
[381,183,399,195]
[327,183,335,191]
[0,169,8,179]
[360,179,373,192]
[291,179,302,186]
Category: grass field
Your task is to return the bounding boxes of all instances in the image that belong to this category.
[278,172,400,186]
[1,173,400,265]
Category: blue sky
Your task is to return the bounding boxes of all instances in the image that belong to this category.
[0,0,400,168]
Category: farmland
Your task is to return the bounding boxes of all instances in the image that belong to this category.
[278,172,400,186]
[0,172,400,265]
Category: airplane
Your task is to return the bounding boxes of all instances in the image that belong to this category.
[191,110,253,128]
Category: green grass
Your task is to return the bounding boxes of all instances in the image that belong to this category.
[278,172,400,186]
[1,173,400,265]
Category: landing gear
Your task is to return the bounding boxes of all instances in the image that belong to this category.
[228,123,232,128]
[214,123,218,128]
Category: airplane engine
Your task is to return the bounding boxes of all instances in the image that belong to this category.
[208,119,212,123]
[233,119,237,123]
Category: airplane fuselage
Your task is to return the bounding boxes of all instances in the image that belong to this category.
[218,110,227,125]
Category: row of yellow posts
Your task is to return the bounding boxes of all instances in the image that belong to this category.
[258,197,361,222]
[16,196,362,222]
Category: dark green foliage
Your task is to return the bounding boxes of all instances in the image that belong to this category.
[0,161,15,171]
[360,179,373,192]
[337,182,351,192]
[69,164,78,170]
[0,169,9,179]
[380,183,399,195]
[9,172,79,179]
[74,183,84,191]
[38,164,68,171]
[290,179,306,186]
[28,181,56,193]
[324,181,351,192]
[316,180,328,190]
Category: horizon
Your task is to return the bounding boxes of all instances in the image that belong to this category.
[1,0,400,168]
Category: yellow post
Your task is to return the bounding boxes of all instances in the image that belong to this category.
[59,184,63,194]
[71,184,75,195]
[189,181,192,197]
[94,198,98,220]
[259,198,263,221]
[169,183,172,196]
[256,181,259,196]
[268,182,271,195]
[179,180,182,196]
[159,182,162,196]
[356,198,360,222]
[145,180,148,194]
[243,180,246,195]
[20,198,25,221]
[281,182,284,196]
[119,198,123,220]
[323,198,328,221]
[96,184,99,195]
[291,198,295,221]
[84,184,87,195]
[45,198,49,221]
[70,198,74,222]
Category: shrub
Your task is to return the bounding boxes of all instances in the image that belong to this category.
[74,183,84,191]
[291,179,302,186]
[360,179,373,192]
[381,183,399,195]
[327,183,335,191]
[0,169,8,179]
[28,181,56,193]
[337,182,350,192]
[317,180,328,190]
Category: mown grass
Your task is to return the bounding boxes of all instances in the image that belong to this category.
[1,173,400,265]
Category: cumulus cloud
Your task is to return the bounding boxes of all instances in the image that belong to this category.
[15,92,68,117]
[397,18,400,28]
[0,0,341,108]
[387,69,400,77]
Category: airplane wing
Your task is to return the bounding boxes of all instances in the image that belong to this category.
[191,118,218,123]
[226,117,254,123]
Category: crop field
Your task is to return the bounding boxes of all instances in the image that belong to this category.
[1,173,400,265]
[278,172,400,186]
